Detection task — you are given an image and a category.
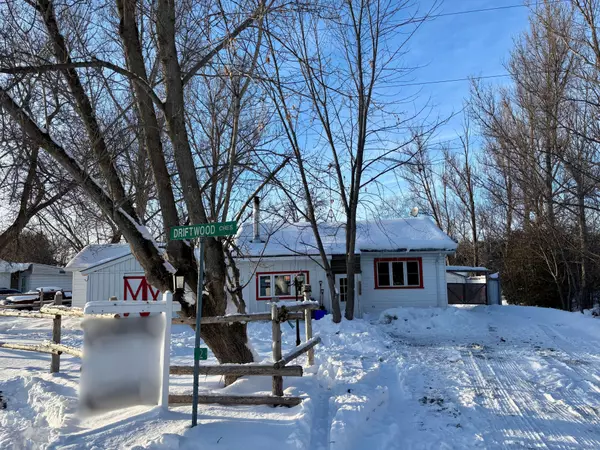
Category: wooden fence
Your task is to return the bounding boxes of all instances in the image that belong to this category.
[168,302,320,407]
[0,293,86,372]
[0,295,321,407]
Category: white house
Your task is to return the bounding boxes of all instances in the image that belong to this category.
[65,244,162,308]
[0,260,72,292]
[233,216,458,317]
[65,216,458,317]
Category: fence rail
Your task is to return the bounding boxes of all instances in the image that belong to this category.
[169,301,320,407]
[170,364,304,377]
[0,294,321,407]
[168,394,303,407]
[0,292,83,372]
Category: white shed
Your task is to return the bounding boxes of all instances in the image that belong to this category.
[65,244,161,308]
[233,216,458,318]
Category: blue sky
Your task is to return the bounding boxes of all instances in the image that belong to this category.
[401,0,532,143]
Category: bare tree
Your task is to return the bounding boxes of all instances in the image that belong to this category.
[443,120,480,266]
[0,0,288,372]
[263,0,439,319]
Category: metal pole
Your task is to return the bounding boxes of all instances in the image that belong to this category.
[191,237,205,428]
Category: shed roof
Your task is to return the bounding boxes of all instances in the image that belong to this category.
[65,244,132,272]
[234,216,457,257]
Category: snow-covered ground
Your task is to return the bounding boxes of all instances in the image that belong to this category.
[1,305,599,449]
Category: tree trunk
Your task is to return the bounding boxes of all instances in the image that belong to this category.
[344,218,357,320]
[154,0,253,368]
[325,270,341,320]
[577,186,589,311]
[36,0,133,214]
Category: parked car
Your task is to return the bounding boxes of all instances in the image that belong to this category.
[0,288,22,301]
[1,287,72,309]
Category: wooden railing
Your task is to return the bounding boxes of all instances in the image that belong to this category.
[168,301,321,407]
[0,293,87,372]
[0,296,321,407]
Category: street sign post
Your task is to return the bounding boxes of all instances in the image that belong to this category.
[170,221,237,428]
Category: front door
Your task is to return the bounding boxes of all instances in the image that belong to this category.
[335,274,348,312]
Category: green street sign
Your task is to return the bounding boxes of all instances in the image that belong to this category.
[195,347,208,361]
[170,221,237,240]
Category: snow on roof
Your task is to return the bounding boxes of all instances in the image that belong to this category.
[0,260,31,273]
[234,216,457,257]
[65,244,132,272]
[446,266,491,272]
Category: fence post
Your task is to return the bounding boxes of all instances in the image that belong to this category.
[301,286,315,367]
[304,307,314,366]
[159,291,172,409]
[271,303,283,397]
[50,291,62,373]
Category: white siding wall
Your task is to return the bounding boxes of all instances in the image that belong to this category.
[27,264,73,292]
[71,272,88,308]
[28,273,72,291]
[0,273,10,288]
[359,253,447,317]
[85,256,147,303]
[237,257,331,313]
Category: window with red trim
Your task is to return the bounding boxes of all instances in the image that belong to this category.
[256,271,309,300]
[374,258,423,289]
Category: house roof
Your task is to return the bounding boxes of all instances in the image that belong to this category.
[0,260,31,274]
[65,244,132,272]
[446,266,491,273]
[234,216,457,257]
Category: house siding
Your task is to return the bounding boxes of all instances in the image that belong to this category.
[12,264,73,293]
[0,273,10,288]
[359,252,446,317]
[237,257,331,313]
[27,274,72,291]
[85,255,147,303]
[72,272,88,308]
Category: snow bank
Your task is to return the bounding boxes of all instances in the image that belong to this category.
[0,376,77,449]
[2,305,600,449]
[379,306,489,340]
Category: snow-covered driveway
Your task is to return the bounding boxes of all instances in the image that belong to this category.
[0,305,599,449]
[358,306,600,450]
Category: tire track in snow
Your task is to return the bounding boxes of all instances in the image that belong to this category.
[462,343,600,450]
[501,349,600,425]
[460,348,551,449]
[468,350,550,449]
[537,324,600,391]
[460,350,506,448]
[490,351,600,449]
